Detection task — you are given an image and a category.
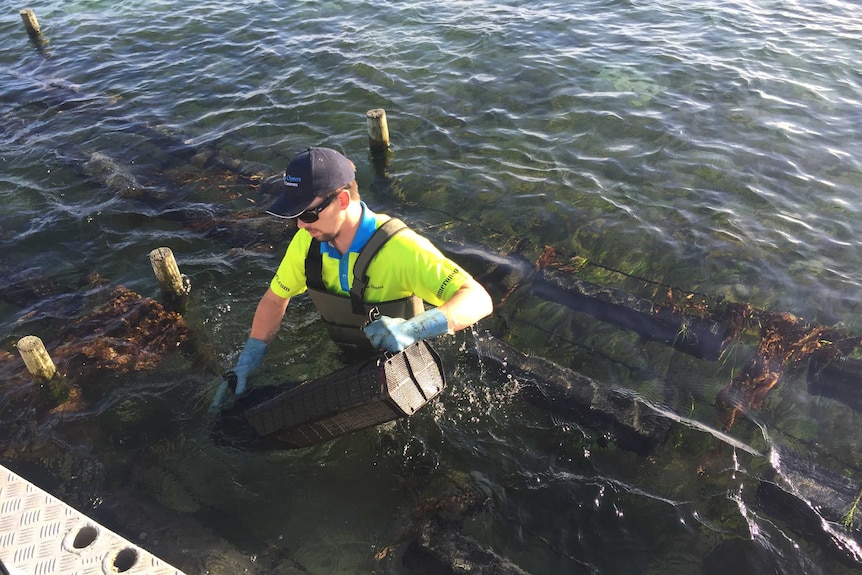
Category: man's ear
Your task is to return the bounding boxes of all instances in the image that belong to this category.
[337,189,351,209]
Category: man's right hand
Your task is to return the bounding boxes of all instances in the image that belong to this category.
[230,337,267,395]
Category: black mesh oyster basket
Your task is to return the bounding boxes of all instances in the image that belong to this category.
[243,341,446,448]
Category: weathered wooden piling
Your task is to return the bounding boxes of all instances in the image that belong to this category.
[366,109,391,153]
[366,109,393,179]
[16,335,57,382]
[149,247,191,298]
[19,9,41,38]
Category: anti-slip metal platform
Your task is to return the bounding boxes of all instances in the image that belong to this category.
[0,464,186,575]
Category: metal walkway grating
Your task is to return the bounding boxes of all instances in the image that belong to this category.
[0,464,186,575]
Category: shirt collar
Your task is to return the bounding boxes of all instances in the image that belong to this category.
[320,201,377,258]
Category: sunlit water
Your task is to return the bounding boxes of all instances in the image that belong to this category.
[2,1,862,573]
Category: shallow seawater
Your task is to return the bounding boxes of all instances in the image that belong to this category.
[2,1,862,573]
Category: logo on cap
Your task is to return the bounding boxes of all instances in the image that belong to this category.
[284,174,302,187]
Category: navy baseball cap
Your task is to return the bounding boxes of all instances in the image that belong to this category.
[267,147,356,218]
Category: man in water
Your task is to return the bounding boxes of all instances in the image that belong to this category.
[230,147,493,395]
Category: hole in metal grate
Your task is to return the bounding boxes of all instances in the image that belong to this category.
[72,525,98,549]
[113,548,139,573]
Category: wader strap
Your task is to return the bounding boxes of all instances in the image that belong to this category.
[350,218,407,314]
[305,240,325,291]
[304,217,408,314]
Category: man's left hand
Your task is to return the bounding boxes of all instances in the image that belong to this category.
[363,308,449,353]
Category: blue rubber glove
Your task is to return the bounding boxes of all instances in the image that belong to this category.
[363,308,449,353]
[231,337,267,395]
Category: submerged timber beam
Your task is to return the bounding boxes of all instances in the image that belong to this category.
[807,355,862,411]
[443,242,730,361]
[476,337,862,564]
[403,519,534,575]
[756,445,862,567]
[534,269,728,361]
[472,336,672,456]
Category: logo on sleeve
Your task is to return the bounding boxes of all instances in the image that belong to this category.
[437,268,460,299]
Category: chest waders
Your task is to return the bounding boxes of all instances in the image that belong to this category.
[305,217,424,351]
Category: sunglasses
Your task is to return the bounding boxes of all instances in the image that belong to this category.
[295,191,340,223]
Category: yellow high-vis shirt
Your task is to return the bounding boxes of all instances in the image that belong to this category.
[270,209,471,307]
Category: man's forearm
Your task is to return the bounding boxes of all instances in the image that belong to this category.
[250,288,291,343]
[438,278,493,332]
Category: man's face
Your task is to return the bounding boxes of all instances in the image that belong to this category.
[296,190,345,243]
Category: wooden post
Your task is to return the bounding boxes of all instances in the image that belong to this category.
[17,335,57,382]
[149,247,191,298]
[366,109,391,154]
[19,9,41,38]
[367,109,393,179]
